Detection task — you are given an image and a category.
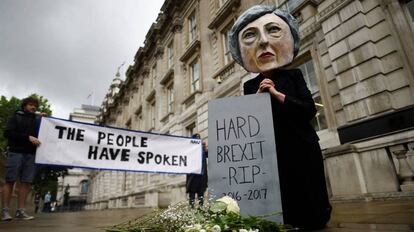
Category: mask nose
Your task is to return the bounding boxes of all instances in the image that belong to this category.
[258,30,269,47]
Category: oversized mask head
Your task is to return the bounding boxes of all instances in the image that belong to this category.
[229,5,300,73]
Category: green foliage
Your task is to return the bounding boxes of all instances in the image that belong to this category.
[0,96,21,150]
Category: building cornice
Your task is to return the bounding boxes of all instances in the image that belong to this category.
[208,0,240,30]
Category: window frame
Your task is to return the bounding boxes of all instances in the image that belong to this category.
[150,100,156,129]
[189,58,200,93]
[188,12,198,42]
[297,59,328,132]
[167,82,174,113]
[167,41,174,69]
[222,24,233,65]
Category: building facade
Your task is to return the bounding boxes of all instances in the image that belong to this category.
[86,0,414,210]
[57,104,100,210]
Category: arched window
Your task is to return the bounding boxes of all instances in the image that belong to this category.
[80,180,88,194]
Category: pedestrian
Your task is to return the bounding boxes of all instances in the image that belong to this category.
[186,134,208,208]
[1,96,42,221]
[229,5,332,230]
[43,191,52,213]
[34,193,41,214]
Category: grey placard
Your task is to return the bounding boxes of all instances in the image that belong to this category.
[208,93,283,223]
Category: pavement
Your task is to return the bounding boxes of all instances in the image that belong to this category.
[0,199,413,232]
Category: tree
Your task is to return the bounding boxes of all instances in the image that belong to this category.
[0,94,67,195]
[0,96,21,151]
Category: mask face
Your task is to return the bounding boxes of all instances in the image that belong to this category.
[238,13,294,73]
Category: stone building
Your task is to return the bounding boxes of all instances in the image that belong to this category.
[56,104,100,210]
[86,0,414,210]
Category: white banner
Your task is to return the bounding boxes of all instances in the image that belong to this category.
[36,117,203,174]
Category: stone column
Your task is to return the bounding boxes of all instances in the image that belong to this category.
[393,148,414,192]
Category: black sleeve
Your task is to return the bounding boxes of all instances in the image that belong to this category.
[282,69,317,121]
[243,81,257,95]
[4,115,29,142]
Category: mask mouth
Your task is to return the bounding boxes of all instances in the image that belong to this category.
[258,52,274,59]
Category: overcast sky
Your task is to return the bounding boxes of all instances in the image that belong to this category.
[0,0,165,119]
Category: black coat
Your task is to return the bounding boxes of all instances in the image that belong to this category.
[243,69,331,230]
[4,110,39,154]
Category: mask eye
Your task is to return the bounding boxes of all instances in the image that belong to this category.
[267,25,281,34]
[242,30,256,40]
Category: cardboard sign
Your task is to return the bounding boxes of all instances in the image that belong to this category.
[36,117,202,174]
[208,93,283,223]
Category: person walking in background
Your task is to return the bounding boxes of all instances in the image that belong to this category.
[34,193,41,214]
[1,97,42,221]
[43,191,52,213]
[186,134,208,208]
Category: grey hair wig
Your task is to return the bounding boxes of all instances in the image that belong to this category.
[229,5,300,67]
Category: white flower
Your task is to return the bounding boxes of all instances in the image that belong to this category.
[211,225,221,232]
[239,229,248,232]
[194,224,202,229]
[248,229,259,232]
[200,229,206,232]
[216,196,240,214]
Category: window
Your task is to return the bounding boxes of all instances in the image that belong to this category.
[150,101,156,129]
[168,42,174,68]
[167,83,174,113]
[80,180,88,194]
[188,13,198,42]
[222,25,233,65]
[407,0,414,20]
[298,60,327,131]
[135,112,142,129]
[190,59,200,93]
[151,65,157,89]
[186,122,196,137]
[278,0,304,12]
